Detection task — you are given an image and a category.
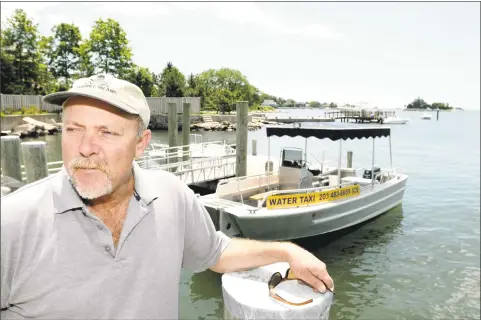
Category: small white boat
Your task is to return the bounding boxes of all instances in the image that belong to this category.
[147,134,235,159]
[200,124,408,241]
[420,113,432,120]
[383,115,408,124]
[141,134,236,169]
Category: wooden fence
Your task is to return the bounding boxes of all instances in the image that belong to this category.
[0,94,201,114]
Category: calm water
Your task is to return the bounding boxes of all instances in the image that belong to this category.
[29,109,480,319]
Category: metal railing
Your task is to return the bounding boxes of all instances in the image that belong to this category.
[252,166,404,209]
[10,139,236,185]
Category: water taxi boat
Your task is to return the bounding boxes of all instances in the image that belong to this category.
[200,124,408,240]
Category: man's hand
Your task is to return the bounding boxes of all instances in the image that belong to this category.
[210,238,334,293]
[286,244,334,293]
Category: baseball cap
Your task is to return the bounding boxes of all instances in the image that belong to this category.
[43,74,150,128]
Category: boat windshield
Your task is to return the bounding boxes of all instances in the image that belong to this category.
[281,148,304,168]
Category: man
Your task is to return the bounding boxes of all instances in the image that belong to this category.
[1,74,333,319]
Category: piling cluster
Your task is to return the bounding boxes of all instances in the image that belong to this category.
[1,136,49,195]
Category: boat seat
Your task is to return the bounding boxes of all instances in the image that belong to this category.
[341,176,373,186]
[249,191,271,201]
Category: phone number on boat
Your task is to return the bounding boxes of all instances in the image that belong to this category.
[266,184,361,209]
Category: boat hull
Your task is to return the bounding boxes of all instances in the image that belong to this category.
[384,118,408,124]
[220,175,408,241]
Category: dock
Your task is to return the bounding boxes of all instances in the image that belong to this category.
[264,116,334,123]
[325,110,396,123]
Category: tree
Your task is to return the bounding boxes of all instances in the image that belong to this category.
[285,99,296,108]
[0,9,42,94]
[185,73,199,97]
[49,23,82,82]
[0,34,15,93]
[406,97,430,109]
[80,18,132,77]
[122,65,155,97]
[329,102,338,109]
[309,101,321,108]
[159,62,186,97]
[196,68,257,111]
[431,102,453,110]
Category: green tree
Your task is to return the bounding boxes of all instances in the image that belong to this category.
[431,102,453,110]
[159,62,186,97]
[329,102,338,109]
[0,9,42,94]
[122,65,155,97]
[0,30,15,94]
[49,23,82,82]
[309,101,321,108]
[80,18,132,77]
[185,73,199,97]
[406,97,430,109]
[285,99,296,108]
[196,68,256,111]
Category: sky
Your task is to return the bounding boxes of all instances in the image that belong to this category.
[1,1,480,109]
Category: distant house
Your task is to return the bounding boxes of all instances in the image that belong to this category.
[261,99,277,107]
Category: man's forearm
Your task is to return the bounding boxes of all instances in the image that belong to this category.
[210,238,297,273]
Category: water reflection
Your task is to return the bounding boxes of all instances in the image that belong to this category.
[296,205,405,320]
[181,205,405,320]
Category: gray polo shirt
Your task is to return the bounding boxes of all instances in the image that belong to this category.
[1,162,231,319]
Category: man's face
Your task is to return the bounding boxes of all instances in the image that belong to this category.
[62,96,151,200]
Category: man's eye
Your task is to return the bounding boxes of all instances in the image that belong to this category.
[102,131,118,136]
[66,127,80,132]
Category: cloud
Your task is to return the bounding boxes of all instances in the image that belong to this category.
[206,3,343,40]
[1,1,342,40]
[87,2,172,17]
[1,2,58,23]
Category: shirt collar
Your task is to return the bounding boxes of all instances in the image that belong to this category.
[53,161,158,214]
[132,161,158,206]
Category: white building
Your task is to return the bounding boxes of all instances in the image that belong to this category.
[261,99,277,107]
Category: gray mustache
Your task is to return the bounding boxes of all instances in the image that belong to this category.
[69,158,109,175]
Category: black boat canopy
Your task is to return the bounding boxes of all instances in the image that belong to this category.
[266,124,390,141]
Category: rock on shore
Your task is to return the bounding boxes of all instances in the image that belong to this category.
[190,119,276,132]
[1,118,62,139]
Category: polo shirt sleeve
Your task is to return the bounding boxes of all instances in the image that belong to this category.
[1,229,11,310]
[181,189,232,272]
[1,200,19,311]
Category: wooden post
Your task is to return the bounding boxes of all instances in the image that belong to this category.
[347,151,353,168]
[21,141,48,183]
[1,136,22,181]
[236,101,248,177]
[252,139,257,156]
[182,102,191,161]
[168,102,178,147]
[168,101,178,171]
[437,109,439,121]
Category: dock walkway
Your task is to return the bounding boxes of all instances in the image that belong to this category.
[324,110,396,123]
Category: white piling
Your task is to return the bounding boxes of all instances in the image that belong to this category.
[1,136,22,181]
[222,262,334,320]
[21,141,48,183]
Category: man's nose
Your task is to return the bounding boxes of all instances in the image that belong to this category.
[78,132,100,158]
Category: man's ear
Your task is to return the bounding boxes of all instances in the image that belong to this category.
[135,129,152,159]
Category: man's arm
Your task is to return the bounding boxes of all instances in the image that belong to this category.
[209,238,334,293]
